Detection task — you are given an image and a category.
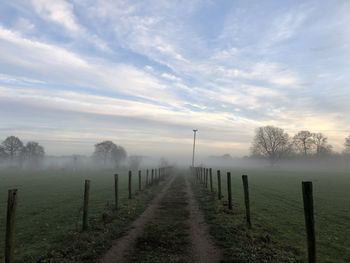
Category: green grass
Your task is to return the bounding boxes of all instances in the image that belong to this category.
[0,168,153,262]
[197,167,350,263]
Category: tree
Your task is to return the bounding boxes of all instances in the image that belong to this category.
[128,155,143,170]
[344,135,350,154]
[2,136,23,164]
[93,141,127,167]
[312,133,333,157]
[23,141,45,168]
[293,131,314,156]
[251,126,291,165]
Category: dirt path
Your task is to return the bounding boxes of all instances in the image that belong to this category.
[100,176,175,263]
[101,173,222,263]
[185,177,223,263]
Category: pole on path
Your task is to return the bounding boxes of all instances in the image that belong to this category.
[138,170,142,191]
[217,170,222,200]
[242,175,251,228]
[128,171,132,199]
[302,181,316,263]
[227,172,232,210]
[192,129,198,167]
[114,174,118,210]
[82,180,90,231]
[5,189,17,263]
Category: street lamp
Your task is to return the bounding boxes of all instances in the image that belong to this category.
[192,129,198,167]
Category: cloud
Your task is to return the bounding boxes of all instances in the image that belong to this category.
[31,0,80,32]
[1,1,350,156]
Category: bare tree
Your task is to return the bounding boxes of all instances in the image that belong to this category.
[344,135,350,154]
[128,155,143,170]
[312,133,333,156]
[23,141,45,168]
[251,126,291,165]
[2,136,24,165]
[293,131,314,156]
[93,141,127,167]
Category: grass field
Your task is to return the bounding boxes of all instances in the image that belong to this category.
[198,167,350,263]
[0,168,153,262]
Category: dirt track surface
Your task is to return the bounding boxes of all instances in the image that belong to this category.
[100,177,175,263]
[100,174,222,263]
[185,178,223,262]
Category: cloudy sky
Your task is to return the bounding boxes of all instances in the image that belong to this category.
[1,0,350,158]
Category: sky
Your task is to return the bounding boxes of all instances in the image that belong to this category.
[0,0,350,158]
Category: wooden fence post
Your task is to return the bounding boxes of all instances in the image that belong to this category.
[302,181,316,263]
[83,180,90,231]
[146,169,149,186]
[114,174,118,210]
[209,168,213,192]
[138,170,142,191]
[128,171,132,199]
[205,168,208,188]
[151,169,154,185]
[5,189,17,263]
[217,170,222,200]
[227,172,232,210]
[242,175,251,228]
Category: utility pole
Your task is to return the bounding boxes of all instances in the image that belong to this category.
[192,129,198,167]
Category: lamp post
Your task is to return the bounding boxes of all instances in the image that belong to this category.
[192,129,198,167]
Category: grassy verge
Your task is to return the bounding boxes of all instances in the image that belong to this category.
[191,176,301,263]
[205,167,350,263]
[130,175,191,263]
[0,168,163,262]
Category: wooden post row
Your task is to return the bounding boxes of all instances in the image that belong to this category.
[5,189,17,263]
[209,168,213,192]
[151,169,154,185]
[205,168,208,188]
[302,181,316,263]
[146,169,149,186]
[83,180,90,231]
[242,175,251,228]
[217,170,222,200]
[227,172,232,210]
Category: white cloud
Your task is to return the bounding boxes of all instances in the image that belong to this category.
[31,0,80,32]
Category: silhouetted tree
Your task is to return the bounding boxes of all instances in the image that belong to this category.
[93,141,127,167]
[312,133,333,156]
[293,131,314,156]
[23,141,45,168]
[251,126,291,165]
[2,136,23,165]
[128,155,143,170]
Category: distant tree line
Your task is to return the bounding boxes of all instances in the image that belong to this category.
[251,126,350,165]
[0,136,45,168]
